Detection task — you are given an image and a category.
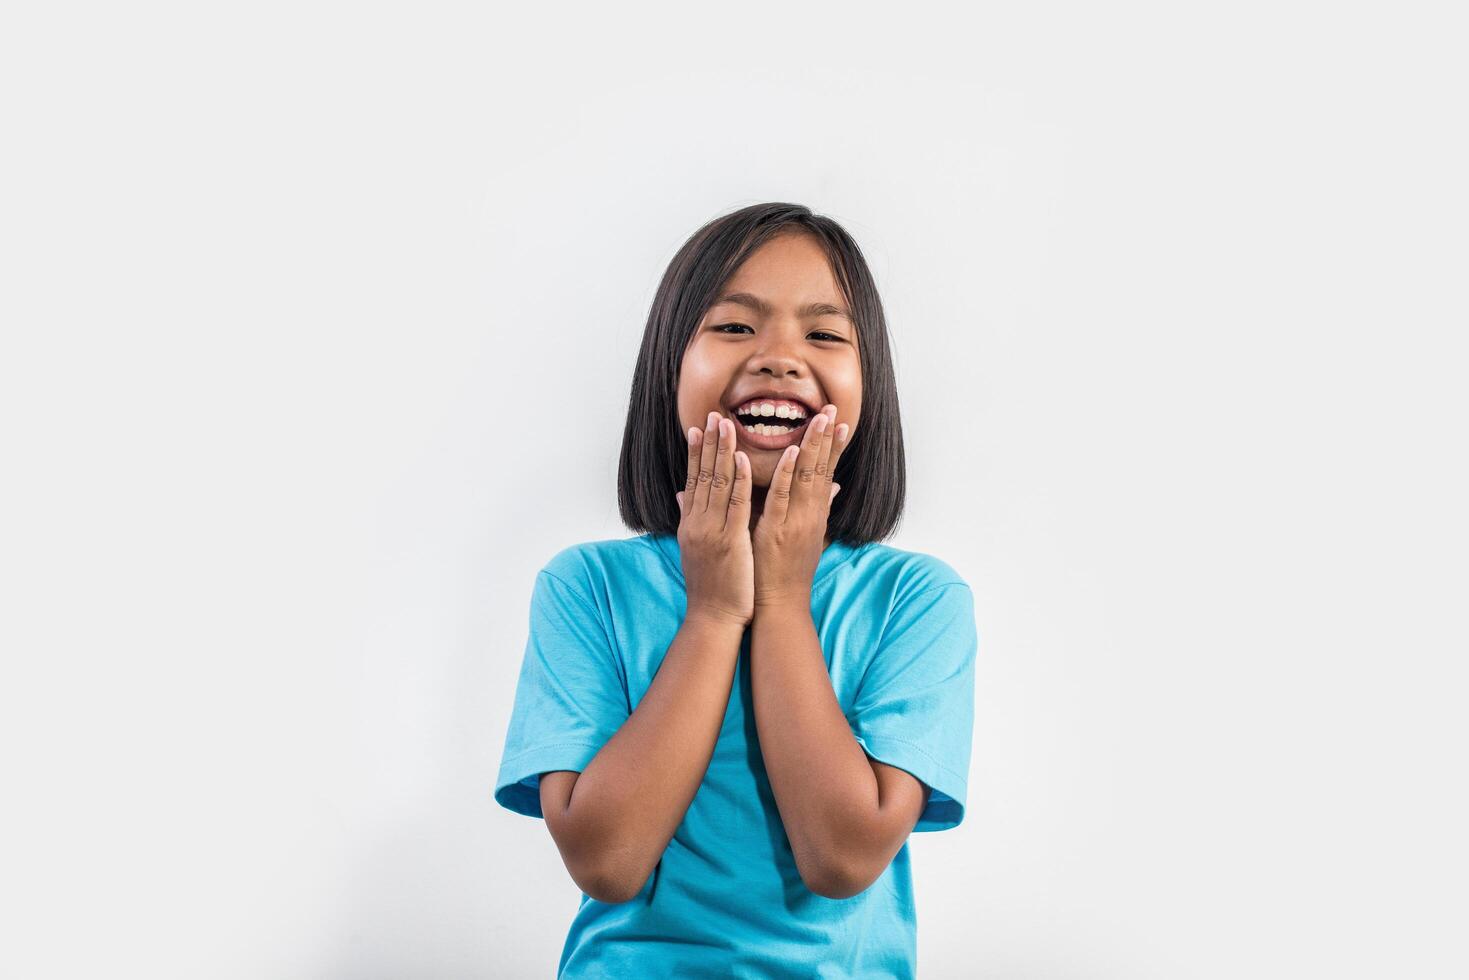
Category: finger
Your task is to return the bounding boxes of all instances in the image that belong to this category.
[709,416,736,513]
[824,418,853,501]
[764,443,800,525]
[829,482,840,504]
[692,410,720,513]
[790,410,829,510]
[813,405,838,492]
[726,450,752,533]
[682,425,702,518]
[828,421,852,475]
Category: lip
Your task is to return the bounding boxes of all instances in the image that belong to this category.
[723,392,826,453]
[729,411,814,452]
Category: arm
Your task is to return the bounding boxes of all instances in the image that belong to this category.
[539,612,744,904]
[750,600,930,899]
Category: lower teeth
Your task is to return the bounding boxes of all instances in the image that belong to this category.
[744,421,801,437]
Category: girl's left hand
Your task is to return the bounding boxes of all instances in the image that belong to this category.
[752,404,851,609]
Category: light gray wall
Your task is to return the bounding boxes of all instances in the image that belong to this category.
[4,2,1465,978]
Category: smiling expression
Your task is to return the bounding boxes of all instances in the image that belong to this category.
[677,230,863,489]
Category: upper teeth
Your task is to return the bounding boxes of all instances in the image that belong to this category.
[735,400,808,420]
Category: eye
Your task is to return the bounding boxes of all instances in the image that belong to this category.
[713,323,846,343]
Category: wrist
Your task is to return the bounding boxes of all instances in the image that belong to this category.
[683,606,751,634]
[753,592,812,616]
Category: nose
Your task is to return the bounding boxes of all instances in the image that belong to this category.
[746,324,808,378]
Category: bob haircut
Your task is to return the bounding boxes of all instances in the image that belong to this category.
[617,201,906,546]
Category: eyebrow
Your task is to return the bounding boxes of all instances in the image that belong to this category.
[713,291,853,323]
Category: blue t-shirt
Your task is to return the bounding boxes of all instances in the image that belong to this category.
[494,532,978,979]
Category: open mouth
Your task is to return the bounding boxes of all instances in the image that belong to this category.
[727,406,815,450]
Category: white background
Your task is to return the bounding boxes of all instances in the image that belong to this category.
[3,2,1466,977]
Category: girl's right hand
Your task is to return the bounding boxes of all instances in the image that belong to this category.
[675,412,754,628]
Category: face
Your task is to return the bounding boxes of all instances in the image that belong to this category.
[677,231,863,488]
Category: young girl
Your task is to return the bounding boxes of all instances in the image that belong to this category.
[495,202,978,978]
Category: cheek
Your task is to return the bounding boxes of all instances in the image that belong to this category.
[676,384,715,434]
[674,388,694,432]
[676,347,728,429]
[673,387,701,438]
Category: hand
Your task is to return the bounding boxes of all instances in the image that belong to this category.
[675,411,755,628]
[751,404,850,610]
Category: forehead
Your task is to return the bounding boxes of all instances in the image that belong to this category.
[711,233,852,322]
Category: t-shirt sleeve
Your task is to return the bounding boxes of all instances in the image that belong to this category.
[494,567,631,819]
[848,581,978,833]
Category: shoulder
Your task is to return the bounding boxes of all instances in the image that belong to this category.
[537,534,671,600]
[844,541,972,602]
[848,545,978,668]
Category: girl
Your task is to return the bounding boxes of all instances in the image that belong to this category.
[495,203,978,978]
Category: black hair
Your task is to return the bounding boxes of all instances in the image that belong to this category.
[616,202,906,545]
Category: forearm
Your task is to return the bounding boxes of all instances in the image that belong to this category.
[749,600,879,890]
[559,613,744,898]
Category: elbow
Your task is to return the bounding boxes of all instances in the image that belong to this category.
[802,866,869,900]
[799,854,874,901]
[794,814,881,899]
[576,867,645,905]
[544,794,648,904]
[567,841,652,905]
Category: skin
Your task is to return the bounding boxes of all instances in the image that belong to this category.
[675,229,863,541]
[671,232,930,897]
[539,231,927,903]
